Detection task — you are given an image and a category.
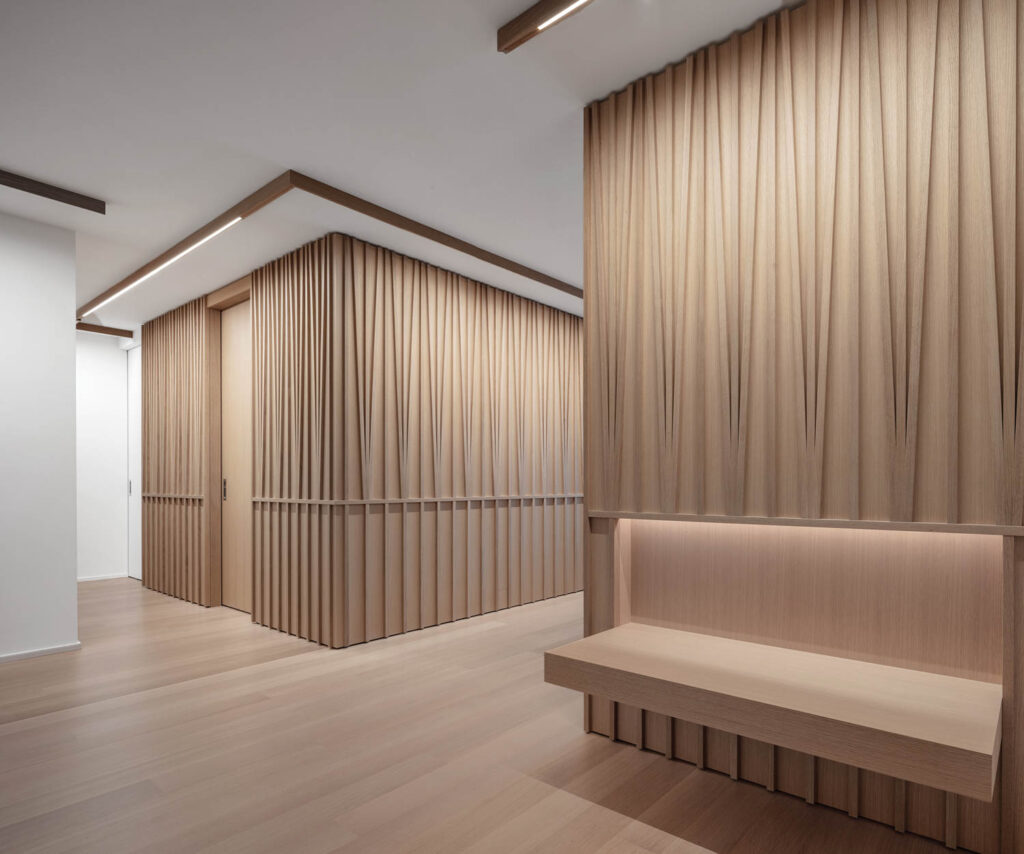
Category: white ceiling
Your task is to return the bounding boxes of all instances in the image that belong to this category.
[0,0,780,329]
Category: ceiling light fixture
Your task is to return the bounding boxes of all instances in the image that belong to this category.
[537,0,591,30]
[497,0,596,53]
[83,216,242,317]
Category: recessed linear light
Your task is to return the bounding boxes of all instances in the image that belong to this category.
[497,0,596,53]
[537,0,591,30]
[83,216,242,317]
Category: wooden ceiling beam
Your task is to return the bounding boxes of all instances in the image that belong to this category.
[76,171,295,319]
[76,321,134,339]
[290,171,582,299]
[497,0,595,53]
[0,167,106,214]
[76,168,582,323]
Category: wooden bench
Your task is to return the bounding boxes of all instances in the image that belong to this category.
[545,622,1002,801]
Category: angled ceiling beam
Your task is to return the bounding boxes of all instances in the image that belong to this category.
[498,0,596,53]
[0,167,106,214]
[76,172,294,319]
[76,321,134,339]
[76,169,582,320]
[289,171,582,299]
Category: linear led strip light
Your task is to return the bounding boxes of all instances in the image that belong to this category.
[537,0,591,30]
[82,216,242,317]
[73,170,582,325]
[498,0,596,53]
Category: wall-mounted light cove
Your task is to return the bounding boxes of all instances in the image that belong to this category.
[83,216,242,317]
[538,0,591,30]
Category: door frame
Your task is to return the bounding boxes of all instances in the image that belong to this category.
[204,274,252,608]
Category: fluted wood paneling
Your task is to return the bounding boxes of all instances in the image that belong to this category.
[252,234,583,647]
[251,238,339,644]
[585,0,1024,527]
[582,1,1024,850]
[141,297,219,605]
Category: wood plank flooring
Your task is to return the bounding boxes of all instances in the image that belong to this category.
[0,579,948,853]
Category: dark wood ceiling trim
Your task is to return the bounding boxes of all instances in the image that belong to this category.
[206,274,252,311]
[77,168,582,321]
[76,172,294,319]
[76,321,134,339]
[0,167,106,214]
[498,0,595,53]
[289,171,583,299]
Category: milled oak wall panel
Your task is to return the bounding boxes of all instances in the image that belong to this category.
[629,520,1003,681]
[251,234,583,647]
[584,0,1024,527]
[582,0,1024,850]
[141,297,218,605]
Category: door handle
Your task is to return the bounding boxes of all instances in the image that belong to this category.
[223,478,227,500]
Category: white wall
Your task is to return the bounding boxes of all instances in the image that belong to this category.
[75,333,128,580]
[0,211,78,661]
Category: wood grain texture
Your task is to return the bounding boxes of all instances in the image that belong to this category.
[141,297,218,606]
[629,519,1003,681]
[206,274,252,311]
[0,166,105,214]
[546,622,1002,801]
[250,234,583,647]
[1003,537,1024,854]
[0,581,958,854]
[75,322,133,339]
[583,521,1006,850]
[584,0,1024,528]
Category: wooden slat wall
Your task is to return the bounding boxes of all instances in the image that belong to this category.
[584,0,1024,527]
[251,239,340,643]
[141,297,219,605]
[251,234,583,647]
[582,1,1024,850]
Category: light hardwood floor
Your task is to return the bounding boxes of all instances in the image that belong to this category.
[0,579,948,853]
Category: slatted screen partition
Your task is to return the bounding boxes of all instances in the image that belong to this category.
[250,234,583,647]
[141,297,220,606]
[585,0,1024,526]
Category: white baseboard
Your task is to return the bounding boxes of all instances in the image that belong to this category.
[0,641,81,663]
[78,573,129,582]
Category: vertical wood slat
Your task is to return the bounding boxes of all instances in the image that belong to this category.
[604,709,988,849]
[141,297,218,606]
[1004,536,1023,854]
[895,779,907,833]
[585,0,1024,528]
[946,792,958,850]
[245,234,582,647]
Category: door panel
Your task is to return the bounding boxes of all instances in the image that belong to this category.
[221,301,252,613]
[127,345,142,580]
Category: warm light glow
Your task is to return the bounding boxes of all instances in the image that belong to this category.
[84,216,243,316]
[537,0,590,31]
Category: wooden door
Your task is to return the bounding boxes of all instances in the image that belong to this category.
[221,300,252,613]
[127,344,142,580]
